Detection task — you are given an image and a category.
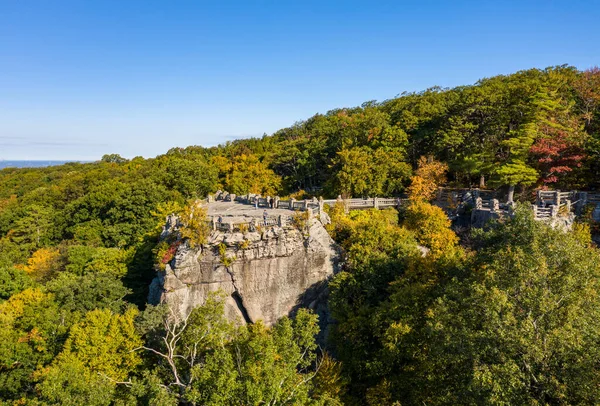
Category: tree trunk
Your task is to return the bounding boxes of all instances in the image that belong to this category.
[479,174,486,189]
[508,184,515,203]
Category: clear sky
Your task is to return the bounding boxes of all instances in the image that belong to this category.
[1,0,598,160]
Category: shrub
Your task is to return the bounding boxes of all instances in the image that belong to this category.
[218,243,235,267]
[292,211,310,234]
[178,201,210,248]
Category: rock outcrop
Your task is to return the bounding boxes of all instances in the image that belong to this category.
[149,217,340,329]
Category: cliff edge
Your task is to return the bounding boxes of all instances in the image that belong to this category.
[149,213,340,329]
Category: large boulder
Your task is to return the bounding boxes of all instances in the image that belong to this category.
[149,218,341,330]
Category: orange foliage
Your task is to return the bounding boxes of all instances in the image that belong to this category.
[407,156,448,201]
[24,248,61,282]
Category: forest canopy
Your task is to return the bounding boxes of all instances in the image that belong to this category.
[1,65,600,405]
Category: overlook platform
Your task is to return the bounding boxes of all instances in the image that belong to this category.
[207,201,296,224]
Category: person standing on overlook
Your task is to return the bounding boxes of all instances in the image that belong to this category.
[263,210,268,226]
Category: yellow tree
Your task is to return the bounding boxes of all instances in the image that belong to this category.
[23,247,61,282]
[402,200,459,258]
[36,308,142,405]
[213,154,281,195]
[407,156,448,201]
[178,200,211,248]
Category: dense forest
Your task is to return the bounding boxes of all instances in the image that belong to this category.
[1,65,600,405]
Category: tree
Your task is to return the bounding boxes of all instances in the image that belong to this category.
[138,295,329,404]
[573,66,600,129]
[529,129,586,186]
[387,208,600,404]
[526,82,587,187]
[45,272,131,316]
[37,308,142,405]
[331,147,411,197]
[35,355,116,406]
[0,266,33,301]
[402,200,459,258]
[217,154,282,196]
[496,122,539,201]
[178,200,210,248]
[0,288,64,400]
[101,154,129,164]
[331,147,371,197]
[11,204,54,249]
[23,247,62,282]
[64,245,132,278]
[407,156,448,201]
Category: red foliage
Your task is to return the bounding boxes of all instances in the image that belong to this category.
[530,129,585,184]
[161,241,181,264]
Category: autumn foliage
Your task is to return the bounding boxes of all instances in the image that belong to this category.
[530,131,586,185]
[407,156,448,201]
[23,248,61,282]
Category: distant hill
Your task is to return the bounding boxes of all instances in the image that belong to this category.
[0,160,88,169]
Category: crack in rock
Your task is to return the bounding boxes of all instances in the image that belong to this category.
[226,267,252,324]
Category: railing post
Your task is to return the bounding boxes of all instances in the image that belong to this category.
[274,196,280,208]
[492,199,499,212]
[290,198,296,210]
[554,191,561,207]
[373,197,379,209]
[550,204,558,218]
[475,197,483,210]
[532,204,538,219]
[566,199,571,214]
[318,196,324,214]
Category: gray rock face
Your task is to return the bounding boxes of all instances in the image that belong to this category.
[149,218,340,328]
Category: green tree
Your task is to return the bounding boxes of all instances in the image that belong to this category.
[0,288,65,400]
[138,295,329,404]
[381,208,600,404]
[11,204,54,249]
[496,122,539,201]
[0,266,33,301]
[37,308,142,405]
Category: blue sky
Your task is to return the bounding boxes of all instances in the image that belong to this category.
[1,0,598,160]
